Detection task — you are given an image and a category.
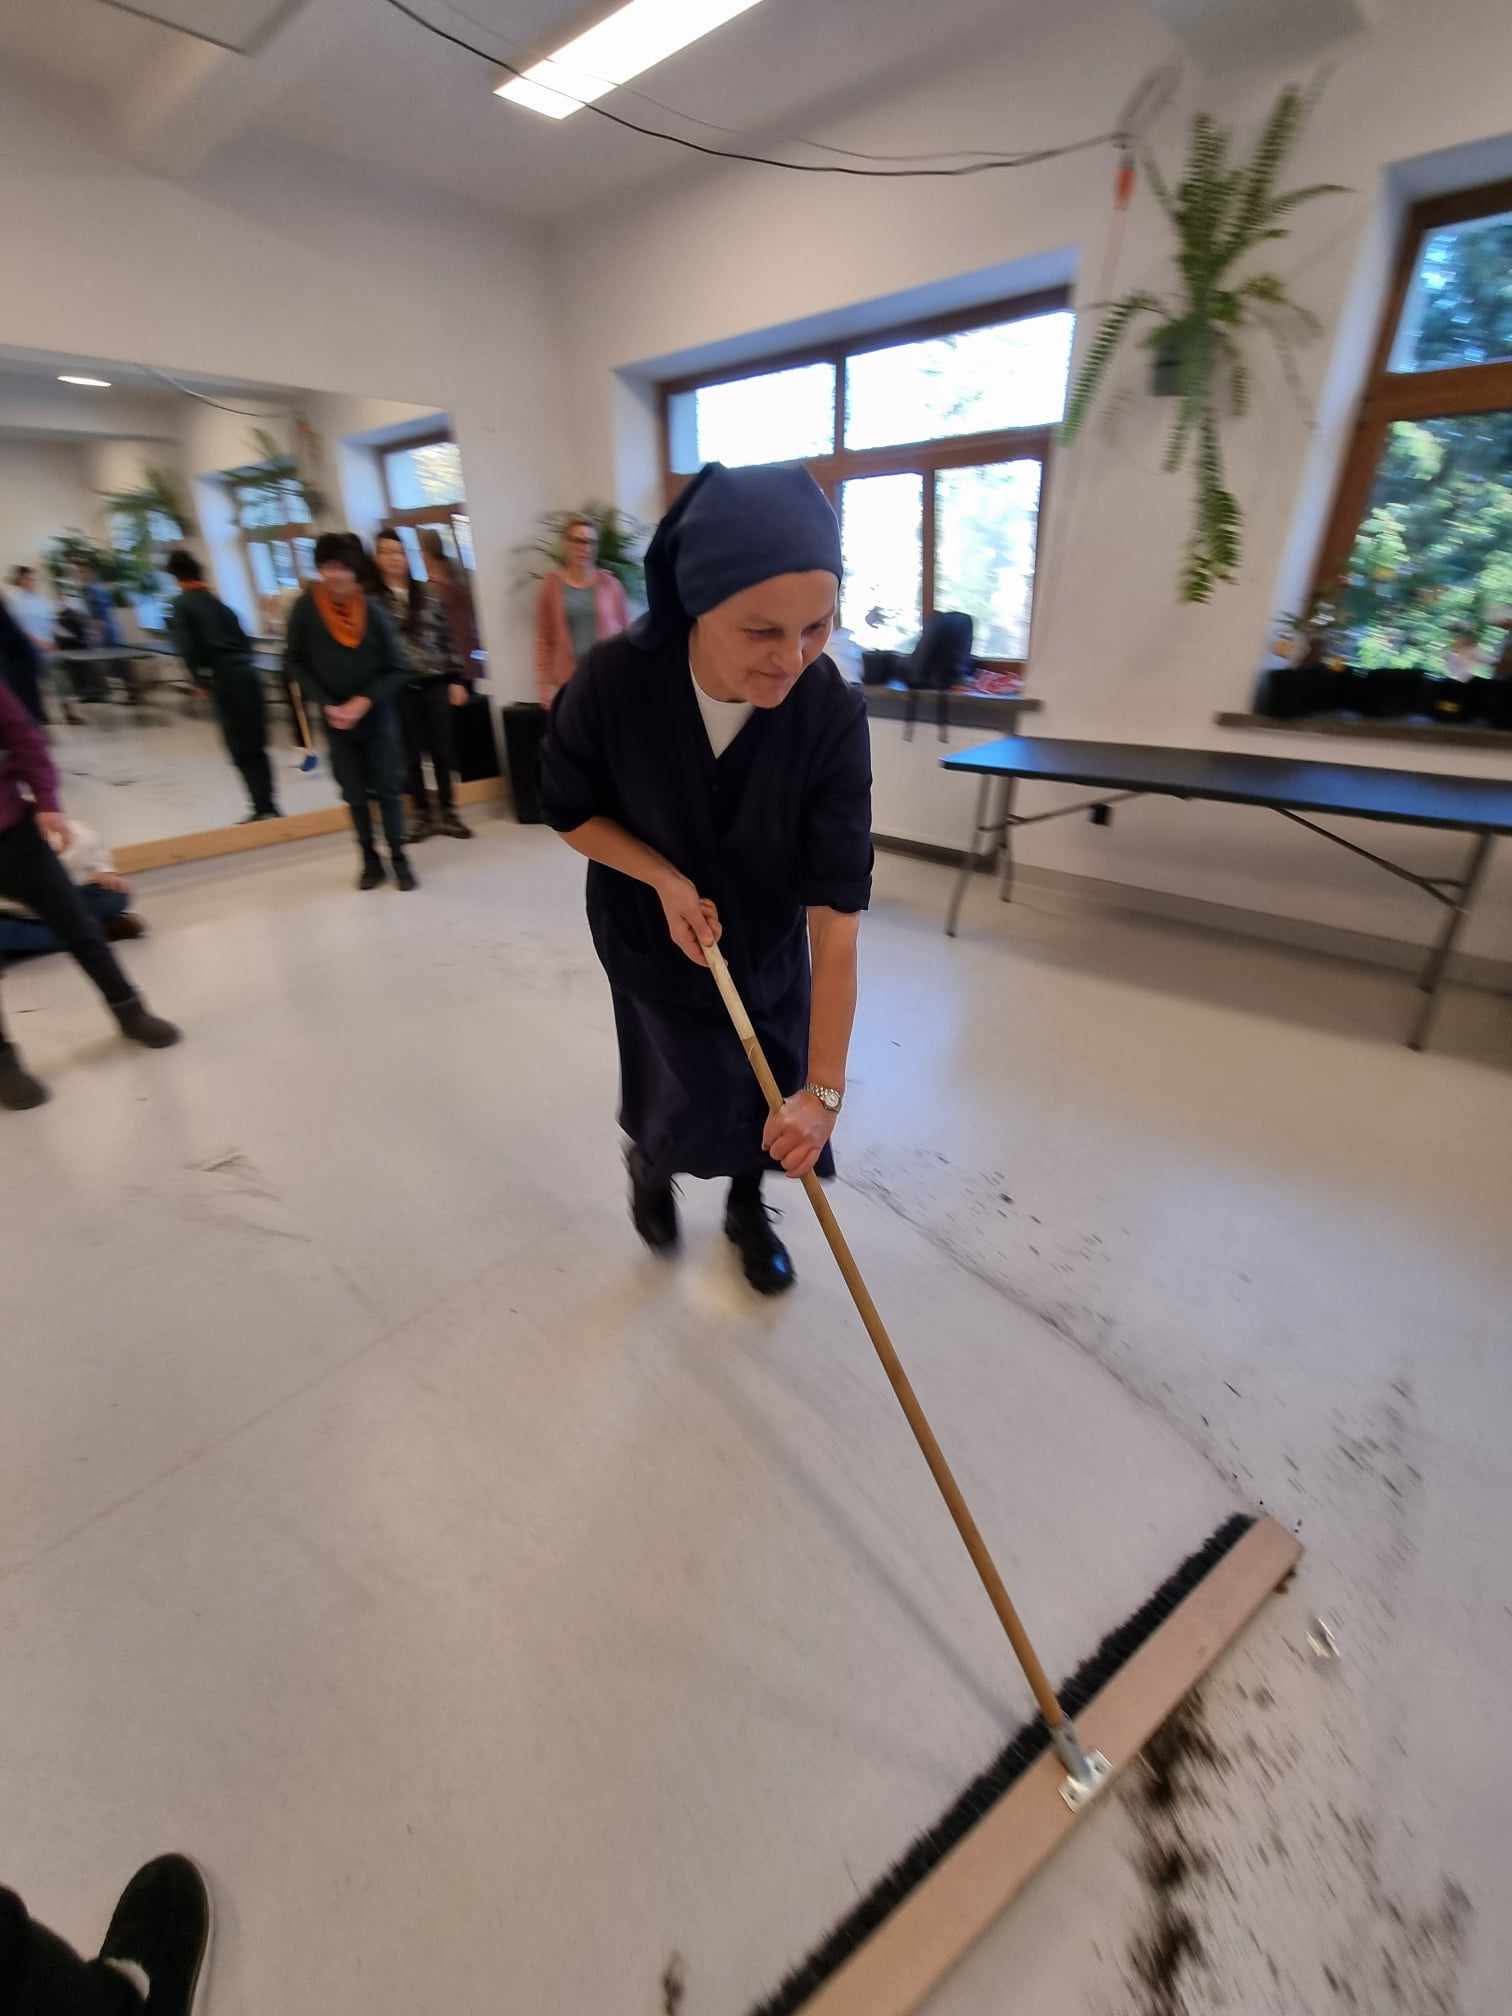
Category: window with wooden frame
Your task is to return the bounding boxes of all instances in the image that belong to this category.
[660,292,1075,676]
[1313,180,1512,678]
[229,469,316,603]
[380,434,474,577]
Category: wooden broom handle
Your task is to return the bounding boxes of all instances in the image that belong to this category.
[704,942,1065,1731]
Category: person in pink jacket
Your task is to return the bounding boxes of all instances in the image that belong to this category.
[533,516,631,706]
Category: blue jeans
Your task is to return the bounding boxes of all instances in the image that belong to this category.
[0,882,129,960]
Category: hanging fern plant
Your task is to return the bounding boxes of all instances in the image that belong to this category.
[1060,84,1345,603]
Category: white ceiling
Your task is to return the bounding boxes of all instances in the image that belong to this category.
[1,0,1063,222]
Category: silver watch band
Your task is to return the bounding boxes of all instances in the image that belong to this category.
[806,1081,843,1114]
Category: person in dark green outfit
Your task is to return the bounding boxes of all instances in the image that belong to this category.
[165,551,279,823]
[283,533,416,891]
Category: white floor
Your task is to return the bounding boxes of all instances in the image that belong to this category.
[3,821,1509,2015]
[51,707,330,847]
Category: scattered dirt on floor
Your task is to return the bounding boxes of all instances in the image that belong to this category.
[1122,1694,1227,2016]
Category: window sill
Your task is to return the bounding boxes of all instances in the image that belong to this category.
[864,688,1042,731]
[1216,710,1512,754]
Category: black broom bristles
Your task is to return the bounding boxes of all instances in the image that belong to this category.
[748,1511,1256,2016]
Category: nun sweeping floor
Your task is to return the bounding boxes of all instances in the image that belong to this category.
[541,462,872,1294]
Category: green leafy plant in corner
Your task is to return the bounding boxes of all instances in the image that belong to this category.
[516,501,647,600]
[96,466,195,578]
[43,529,159,603]
[1060,84,1346,602]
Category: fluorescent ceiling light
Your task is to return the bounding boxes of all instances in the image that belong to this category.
[496,0,764,120]
[59,374,112,388]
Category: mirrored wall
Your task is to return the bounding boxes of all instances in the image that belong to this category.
[0,349,497,868]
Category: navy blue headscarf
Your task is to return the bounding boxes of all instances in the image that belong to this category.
[636,462,842,647]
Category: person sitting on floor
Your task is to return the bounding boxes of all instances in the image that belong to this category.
[0,816,145,960]
[0,679,179,1112]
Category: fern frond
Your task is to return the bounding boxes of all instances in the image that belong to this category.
[1268,182,1349,217]
[1060,293,1164,442]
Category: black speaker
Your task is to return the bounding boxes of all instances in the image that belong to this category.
[502,702,548,824]
[452,695,502,782]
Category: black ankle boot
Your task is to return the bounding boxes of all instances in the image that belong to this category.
[627,1146,679,1255]
[113,998,182,1049]
[0,1043,49,1110]
[393,853,418,892]
[725,1184,795,1295]
[358,856,386,891]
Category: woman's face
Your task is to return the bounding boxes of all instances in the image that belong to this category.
[319,561,360,604]
[694,572,837,709]
[376,539,411,589]
[564,523,597,568]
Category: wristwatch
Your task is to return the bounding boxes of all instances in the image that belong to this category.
[806,1081,844,1115]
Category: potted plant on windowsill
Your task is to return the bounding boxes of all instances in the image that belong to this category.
[1060,84,1345,603]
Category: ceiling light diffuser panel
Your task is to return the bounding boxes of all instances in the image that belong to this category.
[496,0,765,119]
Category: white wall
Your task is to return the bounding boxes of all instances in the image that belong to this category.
[551,0,1512,960]
[0,439,92,581]
[0,90,562,701]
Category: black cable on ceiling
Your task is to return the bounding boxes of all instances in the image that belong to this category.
[438,0,1116,164]
[380,0,1137,180]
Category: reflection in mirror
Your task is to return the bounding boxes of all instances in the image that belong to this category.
[0,351,492,869]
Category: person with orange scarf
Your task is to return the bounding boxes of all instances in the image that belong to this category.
[283,533,415,890]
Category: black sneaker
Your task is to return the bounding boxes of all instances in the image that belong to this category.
[725,1190,796,1295]
[393,855,419,893]
[0,1044,49,1111]
[437,811,473,840]
[98,1854,212,2015]
[358,858,386,891]
[114,1000,182,1049]
[627,1146,679,1255]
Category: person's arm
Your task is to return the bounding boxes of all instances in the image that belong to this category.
[762,908,860,1178]
[363,604,410,709]
[534,577,559,707]
[282,597,325,707]
[0,678,63,842]
[559,817,721,965]
[167,598,206,679]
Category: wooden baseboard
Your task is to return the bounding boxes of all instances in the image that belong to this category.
[803,1516,1301,2016]
[116,776,506,875]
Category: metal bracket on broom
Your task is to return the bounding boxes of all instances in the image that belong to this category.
[704,942,1109,1812]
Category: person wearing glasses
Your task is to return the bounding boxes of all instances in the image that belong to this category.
[533,515,630,708]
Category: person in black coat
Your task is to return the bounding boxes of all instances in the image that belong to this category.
[0,591,45,724]
[541,462,872,1295]
[165,551,280,822]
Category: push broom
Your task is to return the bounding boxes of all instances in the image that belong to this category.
[703,941,1299,2016]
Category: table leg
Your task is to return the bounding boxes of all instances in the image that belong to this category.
[997,775,1019,903]
[1409,832,1493,1052]
[946,774,993,938]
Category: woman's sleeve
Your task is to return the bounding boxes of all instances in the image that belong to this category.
[609,576,630,636]
[533,577,558,706]
[798,693,873,913]
[0,676,60,812]
[540,659,609,833]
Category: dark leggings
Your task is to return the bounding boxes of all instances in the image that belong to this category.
[0,817,135,1052]
[211,666,276,818]
[0,1887,141,2014]
[399,679,457,816]
[325,707,407,863]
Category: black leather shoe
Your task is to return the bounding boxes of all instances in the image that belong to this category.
[393,855,419,892]
[724,1191,796,1295]
[627,1147,679,1255]
[358,858,386,890]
